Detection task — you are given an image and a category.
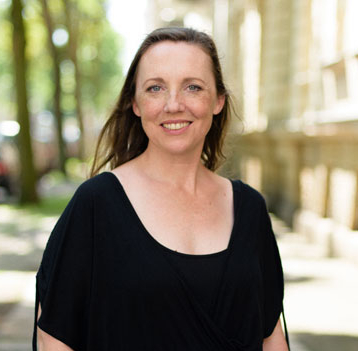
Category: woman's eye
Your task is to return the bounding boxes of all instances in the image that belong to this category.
[148,85,161,92]
[187,85,201,91]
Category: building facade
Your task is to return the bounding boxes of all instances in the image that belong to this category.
[147,0,358,263]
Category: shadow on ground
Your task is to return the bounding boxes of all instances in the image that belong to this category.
[0,249,44,271]
[0,303,35,344]
[293,332,358,351]
[284,273,316,284]
[0,302,17,325]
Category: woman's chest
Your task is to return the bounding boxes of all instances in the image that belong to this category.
[127,187,234,255]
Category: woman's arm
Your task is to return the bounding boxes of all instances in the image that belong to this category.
[37,304,74,351]
[263,319,288,351]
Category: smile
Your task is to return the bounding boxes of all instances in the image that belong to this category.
[162,122,191,130]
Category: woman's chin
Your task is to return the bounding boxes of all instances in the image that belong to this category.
[148,141,204,159]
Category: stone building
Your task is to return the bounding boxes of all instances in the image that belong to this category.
[147,0,358,264]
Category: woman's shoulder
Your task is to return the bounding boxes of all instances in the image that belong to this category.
[228,177,267,208]
[69,172,119,205]
[77,171,117,192]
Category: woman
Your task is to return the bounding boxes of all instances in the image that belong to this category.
[34,27,289,351]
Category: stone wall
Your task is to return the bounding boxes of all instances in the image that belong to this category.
[145,0,358,263]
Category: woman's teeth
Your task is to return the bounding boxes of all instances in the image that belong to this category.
[162,122,190,130]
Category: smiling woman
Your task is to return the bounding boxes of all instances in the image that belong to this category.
[90,27,231,173]
[131,41,225,157]
[33,27,289,351]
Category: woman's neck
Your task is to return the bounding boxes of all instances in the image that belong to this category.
[134,147,210,194]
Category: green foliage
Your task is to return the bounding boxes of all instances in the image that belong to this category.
[0,2,15,117]
[4,192,71,217]
[25,0,54,112]
[1,0,123,145]
[26,194,70,216]
[81,20,123,113]
[65,156,90,180]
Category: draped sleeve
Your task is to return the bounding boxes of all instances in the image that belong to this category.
[259,199,284,338]
[34,181,94,350]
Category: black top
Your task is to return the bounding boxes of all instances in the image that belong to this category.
[33,172,284,351]
[162,246,229,318]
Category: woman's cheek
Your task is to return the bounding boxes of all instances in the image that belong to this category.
[148,101,164,117]
[135,97,157,117]
[187,97,213,118]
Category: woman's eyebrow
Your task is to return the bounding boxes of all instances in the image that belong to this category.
[142,77,207,85]
[182,77,206,85]
[143,77,165,85]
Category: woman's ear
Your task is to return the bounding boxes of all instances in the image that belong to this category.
[213,94,225,115]
[132,100,141,117]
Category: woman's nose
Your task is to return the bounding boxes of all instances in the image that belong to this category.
[163,92,185,113]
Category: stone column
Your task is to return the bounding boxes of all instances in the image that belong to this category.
[258,0,293,128]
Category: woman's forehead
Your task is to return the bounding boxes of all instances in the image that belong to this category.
[144,40,207,56]
[136,41,213,80]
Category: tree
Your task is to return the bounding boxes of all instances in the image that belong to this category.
[1,0,123,179]
[40,0,67,174]
[63,0,85,160]
[10,0,38,203]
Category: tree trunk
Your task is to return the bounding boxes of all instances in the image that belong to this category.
[63,0,85,160]
[40,0,67,174]
[11,0,39,203]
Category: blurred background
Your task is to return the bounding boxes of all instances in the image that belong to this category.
[0,0,358,350]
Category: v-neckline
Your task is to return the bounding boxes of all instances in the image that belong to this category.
[104,171,241,258]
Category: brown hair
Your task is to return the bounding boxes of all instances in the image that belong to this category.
[90,27,231,176]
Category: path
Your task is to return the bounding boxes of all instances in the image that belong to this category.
[0,193,357,350]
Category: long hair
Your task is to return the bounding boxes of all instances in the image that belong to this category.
[90,27,232,176]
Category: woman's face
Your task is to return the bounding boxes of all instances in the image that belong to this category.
[132,41,225,158]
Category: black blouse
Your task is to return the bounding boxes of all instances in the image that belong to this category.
[162,244,229,318]
[33,172,284,351]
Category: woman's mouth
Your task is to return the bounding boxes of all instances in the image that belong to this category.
[161,122,191,130]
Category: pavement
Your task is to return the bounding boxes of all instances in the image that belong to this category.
[1,188,358,350]
[274,218,358,351]
[0,180,79,350]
